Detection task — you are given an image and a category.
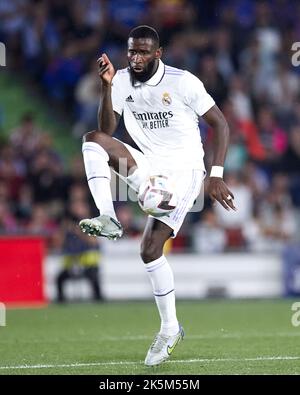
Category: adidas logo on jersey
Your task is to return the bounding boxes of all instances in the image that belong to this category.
[126,95,134,102]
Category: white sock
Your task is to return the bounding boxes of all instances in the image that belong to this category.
[82,142,116,219]
[144,255,179,336]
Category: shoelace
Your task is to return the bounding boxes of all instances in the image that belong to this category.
[150,334,168,352]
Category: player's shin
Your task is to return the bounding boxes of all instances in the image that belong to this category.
[144,255,179,336]
[82,142,117,219]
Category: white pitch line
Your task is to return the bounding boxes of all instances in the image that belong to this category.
[103,332,300,341]
[0,332,299,345]
[0,356,300,370]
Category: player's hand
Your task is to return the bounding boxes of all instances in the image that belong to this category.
[207,177,237,211]
[97,53,115,85]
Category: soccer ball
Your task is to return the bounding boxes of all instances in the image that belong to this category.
[138,175,177,217]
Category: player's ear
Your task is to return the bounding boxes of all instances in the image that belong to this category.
[156,47,163,59]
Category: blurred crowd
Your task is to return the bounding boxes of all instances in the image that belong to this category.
[0,0,300,254]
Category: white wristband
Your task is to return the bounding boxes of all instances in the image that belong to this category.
[210,166,224,178]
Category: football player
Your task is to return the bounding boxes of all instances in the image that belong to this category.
[79,25,236,366]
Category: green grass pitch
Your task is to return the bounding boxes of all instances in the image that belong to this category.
[0,299,299,375]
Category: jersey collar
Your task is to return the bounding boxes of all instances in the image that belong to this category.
[133,60,165,87]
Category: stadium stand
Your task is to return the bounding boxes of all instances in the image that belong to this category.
[0,0,300,300]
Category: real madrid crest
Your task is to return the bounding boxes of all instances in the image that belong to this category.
[162,92,172,106]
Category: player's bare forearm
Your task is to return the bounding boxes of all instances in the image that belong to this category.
[202,105,236,211]
[98,84,117,136]
[97,53,119,136]
[202,105,229,166]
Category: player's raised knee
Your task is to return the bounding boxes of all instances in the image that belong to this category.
[83,130,112,146]
[83,130,99,143]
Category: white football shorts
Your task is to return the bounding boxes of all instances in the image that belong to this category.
[114,139,205,238]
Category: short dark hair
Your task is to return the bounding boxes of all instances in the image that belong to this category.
[128,25,160,47]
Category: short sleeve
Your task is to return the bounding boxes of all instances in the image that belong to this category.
[111,71,126,115]
[180,71,215,116]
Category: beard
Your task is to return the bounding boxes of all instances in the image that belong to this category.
[129,58,158,86]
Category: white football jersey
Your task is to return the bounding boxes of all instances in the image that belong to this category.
[111,59,215,170]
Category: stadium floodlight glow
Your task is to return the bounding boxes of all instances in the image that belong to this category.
[0,303,6,326]
[0,42,6,67]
